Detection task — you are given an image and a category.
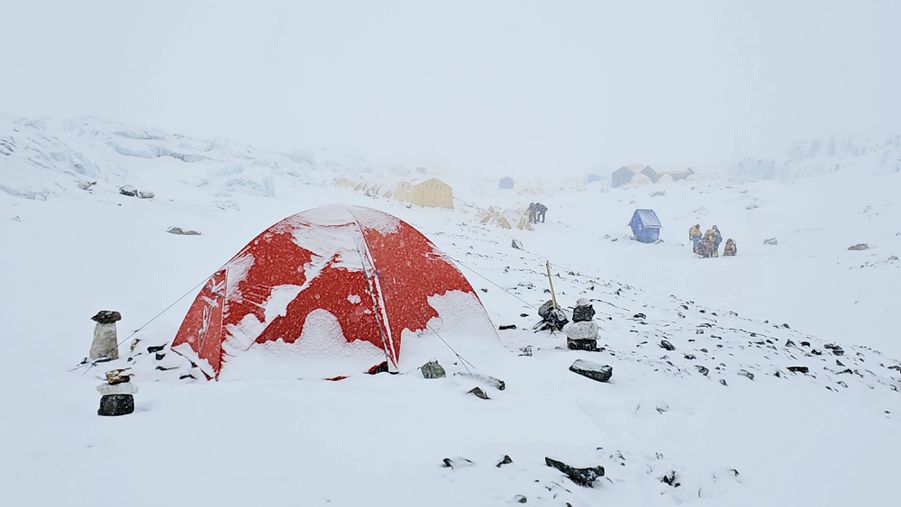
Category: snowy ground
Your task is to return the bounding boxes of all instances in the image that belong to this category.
[1,116,899,506]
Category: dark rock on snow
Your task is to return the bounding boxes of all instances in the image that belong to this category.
[763,238,779,246]
[167,226,201,236]
[572,303,596,323]
[695,365,709,376]
[569,359,613,383]
[91,311,122,324]
[511,239,523,250]
[738,369,755,380]
[545,457,605,487]
[513,495,527,503]
[147,344,166,353]
[421,360,446,379]
[567,338,599,352]
[467,387,490,400]
[848,243,869,251]
[496,455,513,467]
[661,470,681,487]
[441,457,475,469]
[659,339,676,351]
[787,366,809,374]
[98,394,134,416]
[498,324,517,330]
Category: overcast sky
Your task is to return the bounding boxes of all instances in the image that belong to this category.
[2,0,898,174]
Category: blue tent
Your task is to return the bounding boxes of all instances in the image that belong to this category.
[629,209,661,243]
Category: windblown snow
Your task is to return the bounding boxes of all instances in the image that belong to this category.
[1,115,899,507]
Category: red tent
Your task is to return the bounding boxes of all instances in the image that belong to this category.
[171,204,494,379]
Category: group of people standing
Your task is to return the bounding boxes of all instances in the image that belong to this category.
[528,202,547,224]
[689,224,736,258]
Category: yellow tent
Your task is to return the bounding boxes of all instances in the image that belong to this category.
[394,177,454,209]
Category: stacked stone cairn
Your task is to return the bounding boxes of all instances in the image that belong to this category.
[565,298,599,351]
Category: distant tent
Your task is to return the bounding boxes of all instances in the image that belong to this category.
[584,173,603,184]
[629,209,661,243]
[498,177,515,189]
[394,177,454,209]
[478,206,533,231]
[170,204,496,380]
[611,165,658,188]
[655,167,694,183]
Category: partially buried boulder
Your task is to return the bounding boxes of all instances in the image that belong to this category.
[167,226,201,236]
[97,394,134,416]
[545,457,605,487]
[569,359,612,383]
[420,360,446,379]
[848,243,869,251]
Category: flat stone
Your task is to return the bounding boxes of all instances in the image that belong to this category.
[659,339,676,351]
[97,381,137,395]
[545,457,604,487]
[496,455,513,467]
[848,243,869,251]
[467,387,490,400]
[91,311,122,324]
[569,359,613,383]
[787,366,809,374]
[567,338,598,352]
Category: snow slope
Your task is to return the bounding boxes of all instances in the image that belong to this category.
[1,116,899,507]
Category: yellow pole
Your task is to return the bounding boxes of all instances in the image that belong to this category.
[545,260,558,310]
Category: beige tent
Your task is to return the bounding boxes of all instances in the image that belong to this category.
[334,177,358,189]
[394,177,454,209]
[478,206,533,231]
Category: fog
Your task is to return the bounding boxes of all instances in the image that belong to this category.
[2,0,898,174]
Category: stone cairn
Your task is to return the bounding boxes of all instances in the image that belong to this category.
[565,298,599,351]
[97,369,136,416]
[89,310,122,360]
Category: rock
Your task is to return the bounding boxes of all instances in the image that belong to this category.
[633,312,647,320]
[544,457,605,487]
[696,365,709,376]
[787,366,809,374]
[137,191,155,199]
[90,322,119,360]
[684,354,696,360]
[118,185,138,197]
[97,381,137,395]
[519,313,529,318]
[567,338,598,352]
[467,387,490,400]
[511,239,523,250]
[800,341,811,347]
[91,311,122,324]
[738,369,755,380]
[98,394,134,416]
[77,181,97,191]
[569,359,613,383]
[166,226,201,236]
[848,243,869,251]
[720,379,728,386]
[825,344,845,356]
[572,300,595,322]
[659,339,675,351]
[104,369,131,385]
[513,495,527,503]
[441,457,475,469]
[420,360,446,379]
[661,470,681,487]
[147,344,166,353]
[496,455,513,467]
[565,320,598,341]
[518,345,533,357]
[498,324,517,330]
[763,238,778,246]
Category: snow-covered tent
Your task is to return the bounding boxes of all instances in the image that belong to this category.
[478,206,533,231]
[584,173,603,184]
[629,209,662,243]
[171,205,495,379]
[394,177,455,209]
[498,177,514,189]
[611,165,658,188]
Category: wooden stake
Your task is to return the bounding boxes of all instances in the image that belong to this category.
[545,260,558,310]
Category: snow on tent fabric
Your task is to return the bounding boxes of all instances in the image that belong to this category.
[630,209,662,243]
[170,204,495,379]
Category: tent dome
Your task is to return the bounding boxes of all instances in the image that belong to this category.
[171,204,495,379]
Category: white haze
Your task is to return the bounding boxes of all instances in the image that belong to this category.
[1,0,899,174]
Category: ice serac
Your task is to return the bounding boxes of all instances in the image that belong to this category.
[170,204,493,379]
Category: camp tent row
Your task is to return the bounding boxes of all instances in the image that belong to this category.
[334,176,455,209]
[611,165,694,188]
